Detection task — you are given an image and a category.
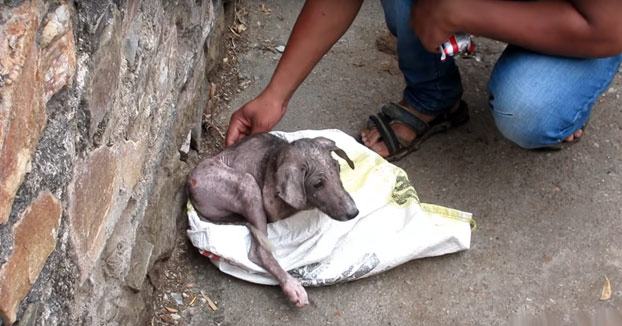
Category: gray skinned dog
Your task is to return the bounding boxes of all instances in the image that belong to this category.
[187,133,359,307]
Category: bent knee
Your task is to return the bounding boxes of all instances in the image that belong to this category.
[492,112,548,149]
[487,89,586,149]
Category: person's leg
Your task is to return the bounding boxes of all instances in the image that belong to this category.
[381,0,463,113]
[488,46,622,149]
[362,0,464,157]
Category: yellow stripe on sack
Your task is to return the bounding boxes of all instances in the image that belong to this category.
[337,150,422,206]
[187,200,196,212]
[389,173,420,206]
[334,146,474,230]
[336,151,388,193]
[421,203,478,231]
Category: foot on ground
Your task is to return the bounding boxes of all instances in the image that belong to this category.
[360,100,460,158]
[361,100,583,156]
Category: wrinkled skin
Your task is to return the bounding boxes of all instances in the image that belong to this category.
[187,133,358,307]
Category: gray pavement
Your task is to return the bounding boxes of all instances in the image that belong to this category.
[169,1,622,325]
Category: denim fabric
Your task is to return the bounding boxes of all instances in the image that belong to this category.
[380,0,622,148]
[380,0,463,114]
[488,46,622,148]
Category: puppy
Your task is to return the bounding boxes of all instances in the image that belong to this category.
[187,133,358,307]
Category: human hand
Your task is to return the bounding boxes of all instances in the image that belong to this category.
[410,0,460,53]
[225,93,287,147]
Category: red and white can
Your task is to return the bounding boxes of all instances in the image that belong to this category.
[440,33,474,61]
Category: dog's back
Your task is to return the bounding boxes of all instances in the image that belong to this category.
[214,133,286,186]
[189,132,358,222]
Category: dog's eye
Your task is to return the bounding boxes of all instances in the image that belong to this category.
[313,181,324,189]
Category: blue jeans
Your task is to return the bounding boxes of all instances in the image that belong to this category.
[381,0,622,148]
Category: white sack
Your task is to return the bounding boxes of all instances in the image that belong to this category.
[187,129,474,286]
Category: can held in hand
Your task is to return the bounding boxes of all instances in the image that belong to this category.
[440,33,474,61]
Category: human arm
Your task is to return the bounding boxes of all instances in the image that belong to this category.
[411,0,622,58]
[225,0,364,147]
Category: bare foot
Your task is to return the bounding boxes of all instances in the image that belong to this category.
[360,101,457,157]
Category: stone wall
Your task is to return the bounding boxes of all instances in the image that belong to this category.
[0,0,230,324]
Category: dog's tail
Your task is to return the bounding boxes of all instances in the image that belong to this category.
[247,223,275,253]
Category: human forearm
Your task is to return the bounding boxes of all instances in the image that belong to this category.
[452,0,622,58]
[263,0,364,102]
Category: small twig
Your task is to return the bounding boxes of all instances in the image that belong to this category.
[260,42,277,53]
[228,27,240,37]
[235,5,248,26]
[260,3,272,15]
[203,116,226,142]
[200,292,218,311]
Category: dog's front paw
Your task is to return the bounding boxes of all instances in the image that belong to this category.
[282,277,309,308]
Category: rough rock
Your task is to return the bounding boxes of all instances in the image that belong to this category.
[0,0,231,324]
[67,145,120,283]
[0,1,76,224]
[0,192,62,324]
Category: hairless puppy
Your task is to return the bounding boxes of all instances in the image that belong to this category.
[187,133,359,307]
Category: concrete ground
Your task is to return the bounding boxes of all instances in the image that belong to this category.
[154,1,622,325]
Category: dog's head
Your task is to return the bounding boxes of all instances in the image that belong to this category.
[274,137,359,221]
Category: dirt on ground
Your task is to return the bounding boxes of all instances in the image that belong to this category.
[147,1,622,325]
[148,3,252,325]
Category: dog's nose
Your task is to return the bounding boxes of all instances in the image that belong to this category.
[345,209,359,220]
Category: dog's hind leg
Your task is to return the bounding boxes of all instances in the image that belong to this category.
[187,166,309,307]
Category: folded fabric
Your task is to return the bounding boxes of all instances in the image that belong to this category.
[187,129,474,286]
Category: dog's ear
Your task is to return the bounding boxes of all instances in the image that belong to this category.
[275,165,307,210]
[313,137,355,170]
[313,137,336,148]
[331,148,355,170]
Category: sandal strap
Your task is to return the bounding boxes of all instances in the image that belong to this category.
[369,113,400,155]
[381,102,430,136]
[364,101,471,160]
[428,100,469,127]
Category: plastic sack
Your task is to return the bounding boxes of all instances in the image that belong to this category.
[187,129,474,286]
